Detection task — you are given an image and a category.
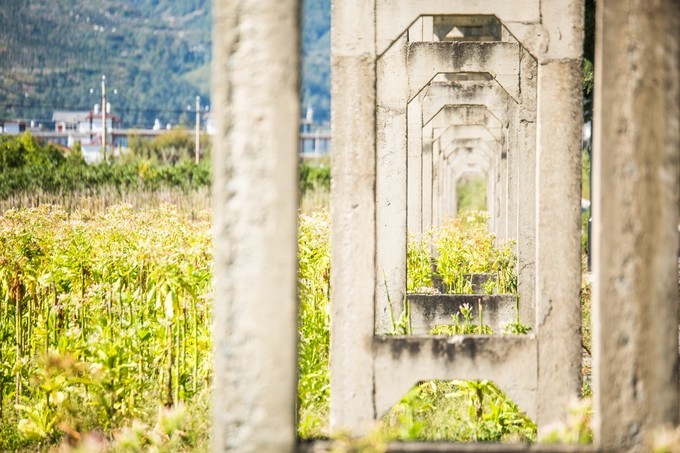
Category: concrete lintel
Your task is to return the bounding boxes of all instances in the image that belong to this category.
[422,82,518,125]
[435,124,502,149]
[408,294,516,335]
[445,148,493,174]
[407,42,520,100]
[427,104,503,131]
[376,0,540,55]
[431,136,498,153]
[373,335,538,419]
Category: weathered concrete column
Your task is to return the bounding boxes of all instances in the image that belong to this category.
[592,0,680,449]
[211,0,299,451]
[516,46,538,330]
[531,0,584,431]
[330,0,377,432]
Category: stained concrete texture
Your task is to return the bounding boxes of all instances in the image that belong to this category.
[373,335,538,419]
[211,0,299,451]
[592,0,680,450]
[408,294,517,334]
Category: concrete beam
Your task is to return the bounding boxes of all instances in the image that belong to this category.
[407,42,521,100]
[428,104,503,131]
[422,82,517,127]
[373,335,538,420]
[376,0,540,54]
[211,0,299,450]
[408,294,517,335]
[435,123,503,145]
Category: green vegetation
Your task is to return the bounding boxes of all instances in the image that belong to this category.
[0,205,212,450]
[299,160,331,195]
[297,211,331,438]
[407,211,517,295]
[0,203,540,448]
[456,175,487,213]
[0,134,329,209]
[0,133,210,201]
[429,302,493,336]
[383,380,536,443]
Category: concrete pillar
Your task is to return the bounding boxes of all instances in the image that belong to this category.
[516,47,538,331]
[407,96,424,235]
[330,0,378,432]
[376,33,408,333]
[422,123,434,231]
[211,0,299,450]
[592,0,680,449]
[534,46,583,435]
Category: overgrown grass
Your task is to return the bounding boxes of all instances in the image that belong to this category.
[407,211,517,295]
[0,205,213,450]
[456,175,487,213]
[382,380,536,443]
[297,211,331,438]
[0,198,594,448]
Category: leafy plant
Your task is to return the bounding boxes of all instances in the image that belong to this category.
[0,204,213,450]
[430,302,492,336]
[297,210,331,438]
[385,275,411,336]
[381,380,536,443]
[407,233,434,293]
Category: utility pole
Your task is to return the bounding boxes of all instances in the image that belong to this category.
[195,96,200,164]
[102,75,107,163]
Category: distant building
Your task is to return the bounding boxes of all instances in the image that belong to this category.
[0,120,28,135]
[52,110,121,134]
[299,106,331,156]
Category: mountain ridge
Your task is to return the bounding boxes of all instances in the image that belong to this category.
[0,0,331,128]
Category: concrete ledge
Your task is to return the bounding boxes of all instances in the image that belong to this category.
[373,335,537,419]
[298,440,600,452]
[408,293,517,334]
[407,42,520,99]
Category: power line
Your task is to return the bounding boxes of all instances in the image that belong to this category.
[0,102,199,116]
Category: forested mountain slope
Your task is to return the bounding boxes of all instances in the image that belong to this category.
[0,0,331,127]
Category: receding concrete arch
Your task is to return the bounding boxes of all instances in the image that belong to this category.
[438,142,497,228]
[414,80,519,238]
[428,137,499,232]
[408,78,517,237]
[427,104,504,130]
[443,148,493,218]
[376,4,539,55]
[332,0,583,435]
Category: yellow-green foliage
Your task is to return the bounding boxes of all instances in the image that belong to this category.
[456,175,487,213]
[406,232,433,293]
[382,380,536,443]
[426,211,517,295]
[436,213,495,293]
[0,205,212,450]
[297,211,331,438]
